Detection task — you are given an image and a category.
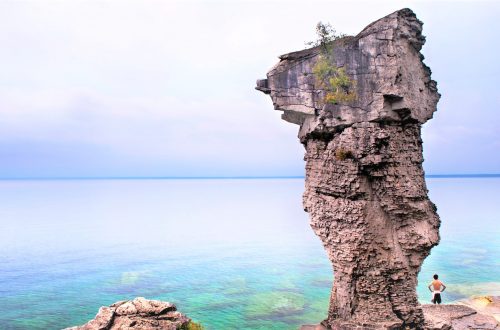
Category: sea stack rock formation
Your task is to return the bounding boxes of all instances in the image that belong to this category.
[256,8,440,329]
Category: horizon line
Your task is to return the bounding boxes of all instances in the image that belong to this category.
[0,174,499,181]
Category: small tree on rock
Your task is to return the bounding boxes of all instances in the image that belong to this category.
[307,22,357,105]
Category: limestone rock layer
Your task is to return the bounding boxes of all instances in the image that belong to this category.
[257,8,441,329]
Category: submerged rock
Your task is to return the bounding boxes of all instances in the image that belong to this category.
[245,291,306,319]
[257,8,441,329]
[65,297,191,330]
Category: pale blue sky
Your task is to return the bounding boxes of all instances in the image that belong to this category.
[0,0,499,178]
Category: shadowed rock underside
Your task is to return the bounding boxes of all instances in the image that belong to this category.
[257,8,441,329]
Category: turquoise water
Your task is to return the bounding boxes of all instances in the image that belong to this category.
[0,178,498,329]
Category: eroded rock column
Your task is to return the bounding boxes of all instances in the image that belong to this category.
[256,8,440,329]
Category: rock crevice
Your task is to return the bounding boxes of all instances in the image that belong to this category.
[257,8,440,329]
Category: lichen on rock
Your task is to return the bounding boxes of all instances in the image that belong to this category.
[257,8,441,329]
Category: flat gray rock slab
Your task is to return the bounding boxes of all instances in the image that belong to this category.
[423,304,499,330]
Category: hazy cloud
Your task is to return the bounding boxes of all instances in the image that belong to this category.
[0,0,499,177]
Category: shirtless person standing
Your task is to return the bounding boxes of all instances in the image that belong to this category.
[428,274,446,304]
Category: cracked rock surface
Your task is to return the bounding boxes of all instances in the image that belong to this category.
[64,297,191,330]
[257,8,441,329]
[423,298,500,330]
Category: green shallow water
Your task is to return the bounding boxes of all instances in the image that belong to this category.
[0,178,499,329]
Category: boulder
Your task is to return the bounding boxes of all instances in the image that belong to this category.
[65,297,191,330]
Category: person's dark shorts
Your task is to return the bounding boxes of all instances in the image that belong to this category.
[432,293,442,304]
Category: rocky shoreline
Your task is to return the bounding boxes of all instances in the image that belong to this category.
[68,296,499,329]
[302,296,499,329]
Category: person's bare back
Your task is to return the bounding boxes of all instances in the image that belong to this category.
[428,274,446,304]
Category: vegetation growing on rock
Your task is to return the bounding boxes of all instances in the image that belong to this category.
[308,22,357,105]
[180,320,205,330]
[334,148,354,161]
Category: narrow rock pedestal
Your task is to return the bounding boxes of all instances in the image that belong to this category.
[257,8,441,329]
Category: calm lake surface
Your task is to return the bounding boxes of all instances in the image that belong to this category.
[1,178,499,329]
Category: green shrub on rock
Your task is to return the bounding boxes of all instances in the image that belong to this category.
[308,22,357,105]
[179,320,205,330]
